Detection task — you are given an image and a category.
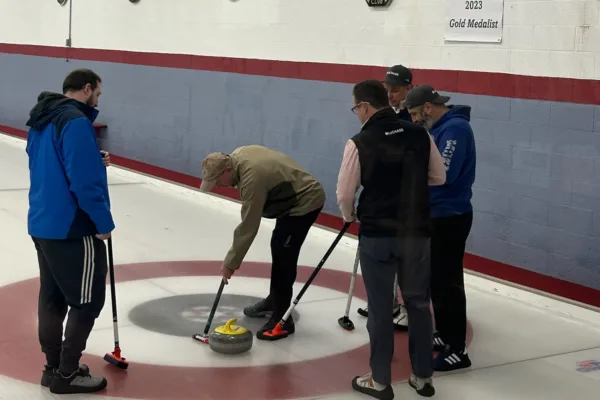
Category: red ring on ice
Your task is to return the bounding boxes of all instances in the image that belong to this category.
[0,260,473,399]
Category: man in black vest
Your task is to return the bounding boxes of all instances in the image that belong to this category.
[337,80,446,399]
[357,64,415,330]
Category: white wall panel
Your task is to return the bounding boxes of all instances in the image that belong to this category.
[1,0,599,79]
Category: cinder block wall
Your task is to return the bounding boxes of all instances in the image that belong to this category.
[459,95,600,286]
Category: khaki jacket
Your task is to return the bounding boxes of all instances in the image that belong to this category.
[223,145,325,270]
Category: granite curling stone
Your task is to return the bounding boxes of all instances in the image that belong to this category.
[209,318,253,354]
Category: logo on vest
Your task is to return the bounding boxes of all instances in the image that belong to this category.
[384,128,404,136]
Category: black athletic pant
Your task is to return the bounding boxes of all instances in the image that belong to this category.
[33,236,108,374]
[430,211,473,351]
[267,207,322,320]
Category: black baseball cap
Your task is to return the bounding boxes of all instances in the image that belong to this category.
[382,65,412,86]
[404,85,451,109]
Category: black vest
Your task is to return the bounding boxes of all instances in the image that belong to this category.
[351,108,432,237]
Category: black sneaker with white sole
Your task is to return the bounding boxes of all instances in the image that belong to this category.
[49,364,107,394]
[243,298,273,318]
[434,346,472,371]
[408,374,435,397]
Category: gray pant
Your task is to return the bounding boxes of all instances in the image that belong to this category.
[359,235,433,385]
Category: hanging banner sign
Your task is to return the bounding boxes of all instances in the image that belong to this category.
[444,0,504,43]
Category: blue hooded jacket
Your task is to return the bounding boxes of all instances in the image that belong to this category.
[428,105,476,218]
[25,91,114,239]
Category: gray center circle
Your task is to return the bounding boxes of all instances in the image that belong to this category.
[128,294,301,337]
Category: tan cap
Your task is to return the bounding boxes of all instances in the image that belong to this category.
[199,152,230,192]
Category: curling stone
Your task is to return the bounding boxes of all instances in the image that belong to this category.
[208,318,253,354]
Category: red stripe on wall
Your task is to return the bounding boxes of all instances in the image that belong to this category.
[0,43,599,105]
[2,125,599,309]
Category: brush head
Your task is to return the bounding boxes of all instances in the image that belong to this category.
[338,316,355,331]
[104,352,129,370]
[192,333,209,344]
[260,323,289,341]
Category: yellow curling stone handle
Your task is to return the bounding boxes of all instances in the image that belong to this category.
[215,318,248,335]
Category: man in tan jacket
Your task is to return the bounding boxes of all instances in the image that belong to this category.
[199,145,326,340]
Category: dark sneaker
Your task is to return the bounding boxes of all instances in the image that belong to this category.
[243,298,273,318]
[434,347,472,372]
[43,364,90,387]
[357,306,369,317]
[351,373,394,400]
[256,316,295,340]
[432,331,446,351]
[41,365,57,387]
[408,374,435,397]
[357,305,402,318]
[49,364,107,394]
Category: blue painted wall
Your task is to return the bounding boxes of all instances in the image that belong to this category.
[1,53,599,290]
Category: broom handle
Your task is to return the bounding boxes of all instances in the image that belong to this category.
[108,237,120,346]
[280,221,352,323]
[344,246,360,317]
[204,279,226,335]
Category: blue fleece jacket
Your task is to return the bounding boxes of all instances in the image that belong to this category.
[429,105,476,218]
[25,91,114,239]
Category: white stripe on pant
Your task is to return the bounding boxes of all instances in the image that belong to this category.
[80,236,95,304]
[34,235,108,373]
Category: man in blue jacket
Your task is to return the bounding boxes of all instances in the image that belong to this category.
[26,68,114,394]
[404,84,476,372]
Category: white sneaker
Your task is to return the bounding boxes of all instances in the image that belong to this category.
[408,374,435,397]
[351,372,394,400]
[393,305,408,331]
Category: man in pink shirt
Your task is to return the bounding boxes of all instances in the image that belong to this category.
[357,64,417,331]
[338,80,445,399]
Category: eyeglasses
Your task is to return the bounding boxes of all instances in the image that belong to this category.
[351,102,368,114]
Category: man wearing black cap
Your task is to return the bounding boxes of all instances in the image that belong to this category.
[404,84,477,372]
[381,64,413,122]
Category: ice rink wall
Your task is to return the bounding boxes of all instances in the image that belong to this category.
[1,0,600,305]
